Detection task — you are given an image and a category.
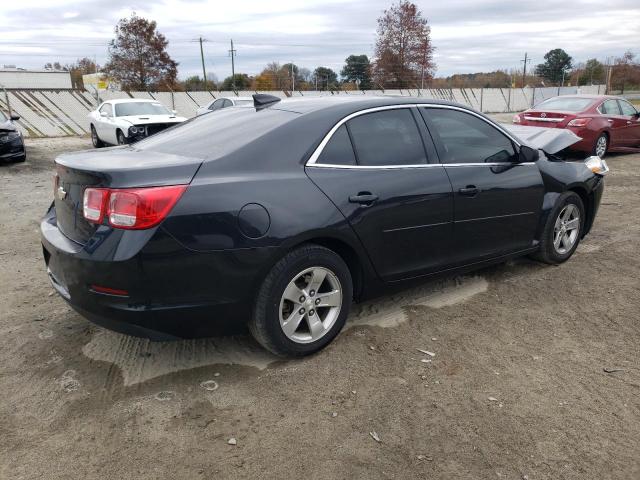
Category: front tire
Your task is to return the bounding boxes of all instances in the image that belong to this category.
[532,191,585,265]
[249,245,353,357]
[91,125,104,148]
[593,133,608,158]
[116,130,127,146]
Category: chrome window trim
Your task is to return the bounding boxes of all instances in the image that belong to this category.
[523,115,563,123]
[309,162,535,170]
[306,103,522,169]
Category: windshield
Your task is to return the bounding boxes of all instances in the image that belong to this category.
[536,97,594,112]
[115,102,171,117]
[136,107,297,160]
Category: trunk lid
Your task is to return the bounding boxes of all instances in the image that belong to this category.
[522,110,576,127]
[54,146,201,245]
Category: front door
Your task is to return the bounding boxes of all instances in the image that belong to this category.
[306,107,454,281]
[420,106,544,266]
[617,99,640,147]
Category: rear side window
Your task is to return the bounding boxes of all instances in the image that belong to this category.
[425,108,517,164]
[619,100,637,116]
[347,109,427,166]
[600,100,621,115]
[317,125,356,166]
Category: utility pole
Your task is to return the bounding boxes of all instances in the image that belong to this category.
[199,37,208,90]
[291,62,295,92]
[229,39,237,91]
[521,52,531,87]
[420,36,428,90]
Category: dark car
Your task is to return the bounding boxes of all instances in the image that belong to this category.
[513,94,640,157]
[41,96,607,356]
[0,110,26,163]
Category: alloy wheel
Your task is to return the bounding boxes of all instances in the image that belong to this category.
[595,135,607,157]
[553,204,580,254]
[278,266,342,344]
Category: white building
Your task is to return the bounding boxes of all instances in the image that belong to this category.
[0,68,72,89]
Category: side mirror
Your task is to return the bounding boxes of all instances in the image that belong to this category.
[100,111,108,117]
[519,145,539,163]
[10,114,20,121]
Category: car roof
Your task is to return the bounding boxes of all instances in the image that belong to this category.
[269,95,456,115]
[106,98,164,104]
[540,94,618,101]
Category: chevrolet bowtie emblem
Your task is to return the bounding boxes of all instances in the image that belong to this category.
[57,185,67,200]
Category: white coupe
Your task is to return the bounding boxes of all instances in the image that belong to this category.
[196,96,253,116]
[88,99,187,148]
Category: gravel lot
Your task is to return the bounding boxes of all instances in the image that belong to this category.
[1,135,639,479]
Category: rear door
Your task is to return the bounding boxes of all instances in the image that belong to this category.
[420,106,544,266]
[599,99,626,148]
[306,106,454,282]
[617,99,640,147]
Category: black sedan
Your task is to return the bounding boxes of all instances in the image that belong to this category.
[0,110,25,162]
[41,96,607,356]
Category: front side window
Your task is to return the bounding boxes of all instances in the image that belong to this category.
[99,104,112,117]
[316,125,356,166]
[115,102,171,117]
[425,108,517,164]
[600,100,621,115]
[619,100,638,116]
[346,109,427,166]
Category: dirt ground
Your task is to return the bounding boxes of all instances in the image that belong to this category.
[1,134,639,480]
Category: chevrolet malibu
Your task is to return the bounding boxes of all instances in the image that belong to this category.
[42,96,607,356]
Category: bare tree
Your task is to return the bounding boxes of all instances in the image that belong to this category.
[373,1,435,89]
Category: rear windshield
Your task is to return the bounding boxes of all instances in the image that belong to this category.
[115,102,171,117]
[135,107,298,159]
[536,97,594,111]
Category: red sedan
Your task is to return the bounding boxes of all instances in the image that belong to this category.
[513,95,640,157]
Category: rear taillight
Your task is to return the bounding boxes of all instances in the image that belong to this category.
[567,117,592,127]
[82,185,187,230]
[512,114,521,124]
[83,188,109,223]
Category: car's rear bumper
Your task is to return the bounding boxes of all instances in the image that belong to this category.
[41,205,276,339]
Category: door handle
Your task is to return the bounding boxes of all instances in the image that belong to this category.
[607,119,614,123]
[349,192,379,206]
[459,185,480,197]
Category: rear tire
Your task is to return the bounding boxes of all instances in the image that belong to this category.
[249,244,353,357]
[531,191,585,265]
[592,133,608,158]
[91,125,104,148]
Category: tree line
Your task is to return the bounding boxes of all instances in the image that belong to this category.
[44,2,639,93]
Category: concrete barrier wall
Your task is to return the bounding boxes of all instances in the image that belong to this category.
[0,85,605,137]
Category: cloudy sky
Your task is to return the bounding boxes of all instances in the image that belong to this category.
[0,0,638,80]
